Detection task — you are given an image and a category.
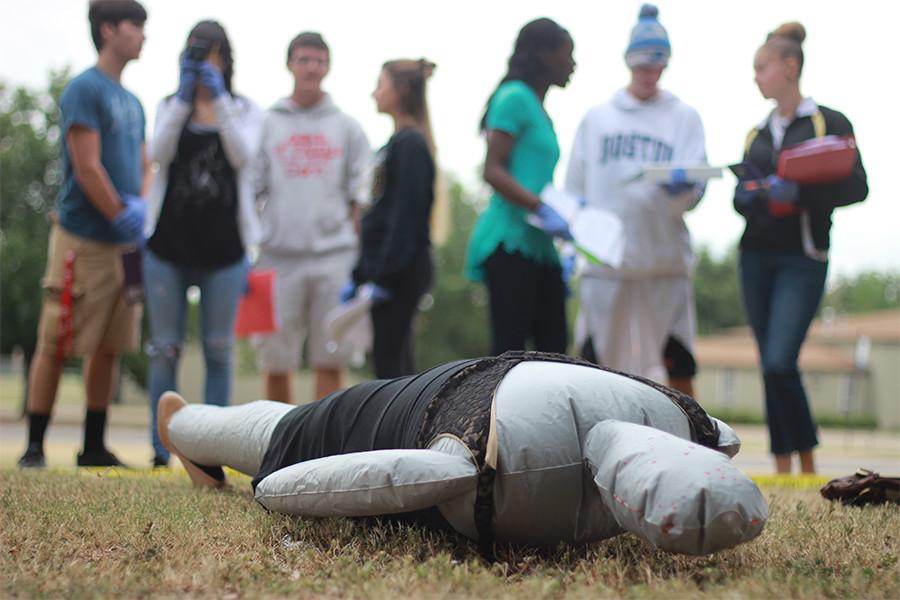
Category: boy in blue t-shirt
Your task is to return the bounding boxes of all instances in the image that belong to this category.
[18,0,151,469]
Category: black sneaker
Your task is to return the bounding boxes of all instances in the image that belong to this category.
[17,446,46,469]
[76,448,129,468]
[152,455,170,468]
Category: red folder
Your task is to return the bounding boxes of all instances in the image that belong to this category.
[777,135,857,184]
[235,269,277,337]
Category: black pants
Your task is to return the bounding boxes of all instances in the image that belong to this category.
[371,249,434,379]
[483,247,567,355]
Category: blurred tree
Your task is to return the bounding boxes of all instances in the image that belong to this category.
[690,247,900,336]
[414,178,491,368]
[823,271,900,314]
[0,72,149,400]
[0,72,67,359]
[692,245,746,334]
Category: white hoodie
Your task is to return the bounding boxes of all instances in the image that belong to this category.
[566,89,706,278]
[256,95,371,256]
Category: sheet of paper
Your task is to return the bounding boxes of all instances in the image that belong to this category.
[324,284,373,345]
[529,186,625,269]
[539,186,582,222]
[640,163,723,183]
[571,209,624,268]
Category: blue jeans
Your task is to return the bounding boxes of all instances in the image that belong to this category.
[739,251,827,455]
[143,249,249,461]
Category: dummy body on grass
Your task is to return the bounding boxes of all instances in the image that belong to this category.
[161,352,767,556]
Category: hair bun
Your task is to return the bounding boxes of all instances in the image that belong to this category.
[639,3,659,19]
[771,21,806,44]
[418,58,436,79]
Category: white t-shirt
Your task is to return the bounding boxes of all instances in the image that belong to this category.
[766,97,818,151]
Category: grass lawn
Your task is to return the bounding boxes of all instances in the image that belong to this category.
[2,470,897,599]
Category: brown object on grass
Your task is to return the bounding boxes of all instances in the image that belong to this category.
[820,468,900,506]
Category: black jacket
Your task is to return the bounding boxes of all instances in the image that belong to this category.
[734,105,868,256]
[353,127,435,289]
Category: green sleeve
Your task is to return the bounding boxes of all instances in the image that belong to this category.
[486,85,530,137]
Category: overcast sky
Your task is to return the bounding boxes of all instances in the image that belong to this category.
[1,0,895,279]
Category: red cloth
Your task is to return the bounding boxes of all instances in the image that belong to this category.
[55,249,76,362]
[235,269,277,337]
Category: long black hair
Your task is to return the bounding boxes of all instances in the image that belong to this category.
[184,20,235,95]
[480,18,571,131]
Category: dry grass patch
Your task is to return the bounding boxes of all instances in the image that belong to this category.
[1,469,898,599]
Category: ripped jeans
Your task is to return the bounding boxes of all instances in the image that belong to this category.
[143,249,249,461]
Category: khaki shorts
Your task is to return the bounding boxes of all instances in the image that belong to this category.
[252,249,356,371]
[35,224,142,358]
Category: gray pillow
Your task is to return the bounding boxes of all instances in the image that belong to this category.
[254,448,478,517]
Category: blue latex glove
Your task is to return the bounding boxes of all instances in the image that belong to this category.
[535,203,573,240]
[765,175,799,202]
[662,181,696,195]
[339,281,358,304]
[198,62,226,98]
[370,284,393,305]
[733,184,761,213]
[111,194,147,244]
[661,167,696,195]
[175,56,199,103]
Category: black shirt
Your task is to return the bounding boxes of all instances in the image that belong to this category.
[252,359,476,491]
[734,105,868,255]
[353,127,435,289]
[148,124,244,268]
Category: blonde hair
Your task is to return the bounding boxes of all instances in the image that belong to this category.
[763,21,806,76]
[381,58,450,245]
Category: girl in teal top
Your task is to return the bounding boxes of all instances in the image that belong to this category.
[465,18,576,354]
[465,80,561,280]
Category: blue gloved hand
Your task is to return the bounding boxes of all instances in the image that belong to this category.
[339,281,358,304]
[662,181,696,195]
[733,182,768,216]
[765,175,799,202]
[370,284,393,305]
[661,167,696,195]
[175,56,199,104]
[111,194,147,244]
[535,203,573,240]
[198,62,226,98]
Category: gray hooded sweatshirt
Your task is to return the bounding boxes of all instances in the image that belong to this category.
[256,95,371,255]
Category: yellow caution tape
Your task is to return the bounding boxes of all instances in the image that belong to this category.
[750,474,829,489]
[77,467,830,491]
[77,466,248,481]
